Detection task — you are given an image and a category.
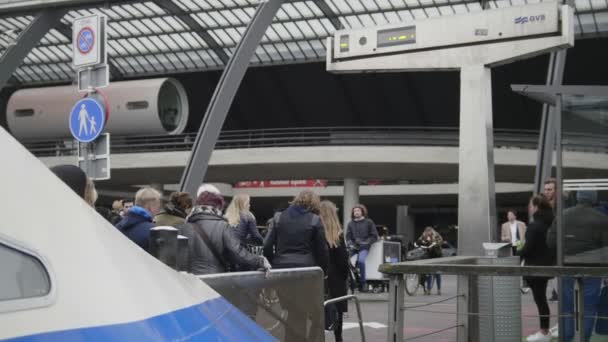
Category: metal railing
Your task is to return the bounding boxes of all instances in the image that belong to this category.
[380,256,608,342]
[20,126,608,157]
[324,294,366,342]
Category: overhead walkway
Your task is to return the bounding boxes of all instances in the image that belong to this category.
[25,127,608,186]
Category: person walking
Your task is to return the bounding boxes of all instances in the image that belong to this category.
[225,193,264,248]
[415,227,444,295]
[319,200,349,342]
[263,190,329,342]
[501,209,527,255]
[519,195,555,342]
[346,204,378,293]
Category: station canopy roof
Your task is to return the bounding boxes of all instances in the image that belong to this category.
[0,0,606,85]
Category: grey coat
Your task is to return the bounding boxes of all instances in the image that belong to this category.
[180,209,264,275]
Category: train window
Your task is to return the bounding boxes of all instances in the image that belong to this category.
[14,109,35,117]
[126,101,149,110]
[0,243,50,302]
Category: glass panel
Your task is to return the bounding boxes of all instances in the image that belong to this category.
[560,93,608,266]
[198,268,324,342]
[0,244,50,301]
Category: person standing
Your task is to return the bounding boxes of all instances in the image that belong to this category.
[116,187,162,252]
[346,204,378,293]
[263,190,328,342]
[546,190,608,341]
[501,209,527,255]
[519,195,555,342]
[416,227,444,295]
[225,193,264,248]
[154,192,193,227]
[319,200,349,342]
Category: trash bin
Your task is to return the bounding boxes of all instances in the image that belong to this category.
[478,242,522,342]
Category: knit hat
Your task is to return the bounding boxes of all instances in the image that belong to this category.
[197,183,220,197]
[50,165,87,199]
[196,191,225,210]
[576,190,598,205]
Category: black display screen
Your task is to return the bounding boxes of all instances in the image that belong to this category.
[377,26,416,48]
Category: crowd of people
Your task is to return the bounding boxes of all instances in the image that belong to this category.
[498,178,608,342]
[50,163,608,342]
[49,163,386,342]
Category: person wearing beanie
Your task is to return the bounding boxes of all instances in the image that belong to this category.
[177,184,271,275]
[116,187,162,252]
[50,164,97,207]
[546,190,608,341]
[50,165,87,198]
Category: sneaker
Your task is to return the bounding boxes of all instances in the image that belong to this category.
[549,325,558,339]
[526,331,551,342]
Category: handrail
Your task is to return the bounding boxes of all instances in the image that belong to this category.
[324,295,366,342]
[19,126,608,157]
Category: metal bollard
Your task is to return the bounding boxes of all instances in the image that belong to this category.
[176,235,189,272]
[149,226,178,269]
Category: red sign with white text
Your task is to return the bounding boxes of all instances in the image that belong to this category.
[235,180,328,188]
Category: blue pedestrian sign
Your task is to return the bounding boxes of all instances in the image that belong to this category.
[69,98,105,143]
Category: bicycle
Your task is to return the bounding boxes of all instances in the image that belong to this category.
[403,244,437,296]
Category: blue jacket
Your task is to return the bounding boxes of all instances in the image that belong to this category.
[232,213,263,246]
[116,206,154,252]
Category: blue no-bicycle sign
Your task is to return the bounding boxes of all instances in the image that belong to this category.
[77,27,95,55]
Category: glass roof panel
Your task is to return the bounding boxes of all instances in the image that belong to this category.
[575,0,592,11]
[595,12,608,33]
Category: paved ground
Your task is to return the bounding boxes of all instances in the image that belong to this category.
[329,275,578,342]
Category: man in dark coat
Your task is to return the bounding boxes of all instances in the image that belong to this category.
[116,187,161,252]
[546,191,608,341]
[346,204,378,292]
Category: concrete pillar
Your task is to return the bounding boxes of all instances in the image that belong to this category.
[343,178,359,231]
[396,205,416,243]
[457,65,497,257]
[150,183,164,194]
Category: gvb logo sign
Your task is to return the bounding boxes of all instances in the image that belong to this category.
[514,14,546,24]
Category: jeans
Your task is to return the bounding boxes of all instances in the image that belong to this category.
[426,274,442,291]
[354,249,368,290]
[526,277,551,330]
[562,277,602,342]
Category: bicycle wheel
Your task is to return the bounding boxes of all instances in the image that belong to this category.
[404,273,419,296]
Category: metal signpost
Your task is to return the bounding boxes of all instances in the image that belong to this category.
[71,14,110,180]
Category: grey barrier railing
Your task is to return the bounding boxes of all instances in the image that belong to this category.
[380,256,608,342]
[20,126,608,157]
[198,267,325,342]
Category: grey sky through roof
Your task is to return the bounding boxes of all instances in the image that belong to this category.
[0,0,606,85]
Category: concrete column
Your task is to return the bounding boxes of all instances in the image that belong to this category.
[343,178,359,231]
[150,183,164,194]
[457,65,497,257]
[396,205,416,243]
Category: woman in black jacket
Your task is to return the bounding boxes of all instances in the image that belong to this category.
[319,200,349,342]
[263,190,329,342]
[518,195,555,342]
